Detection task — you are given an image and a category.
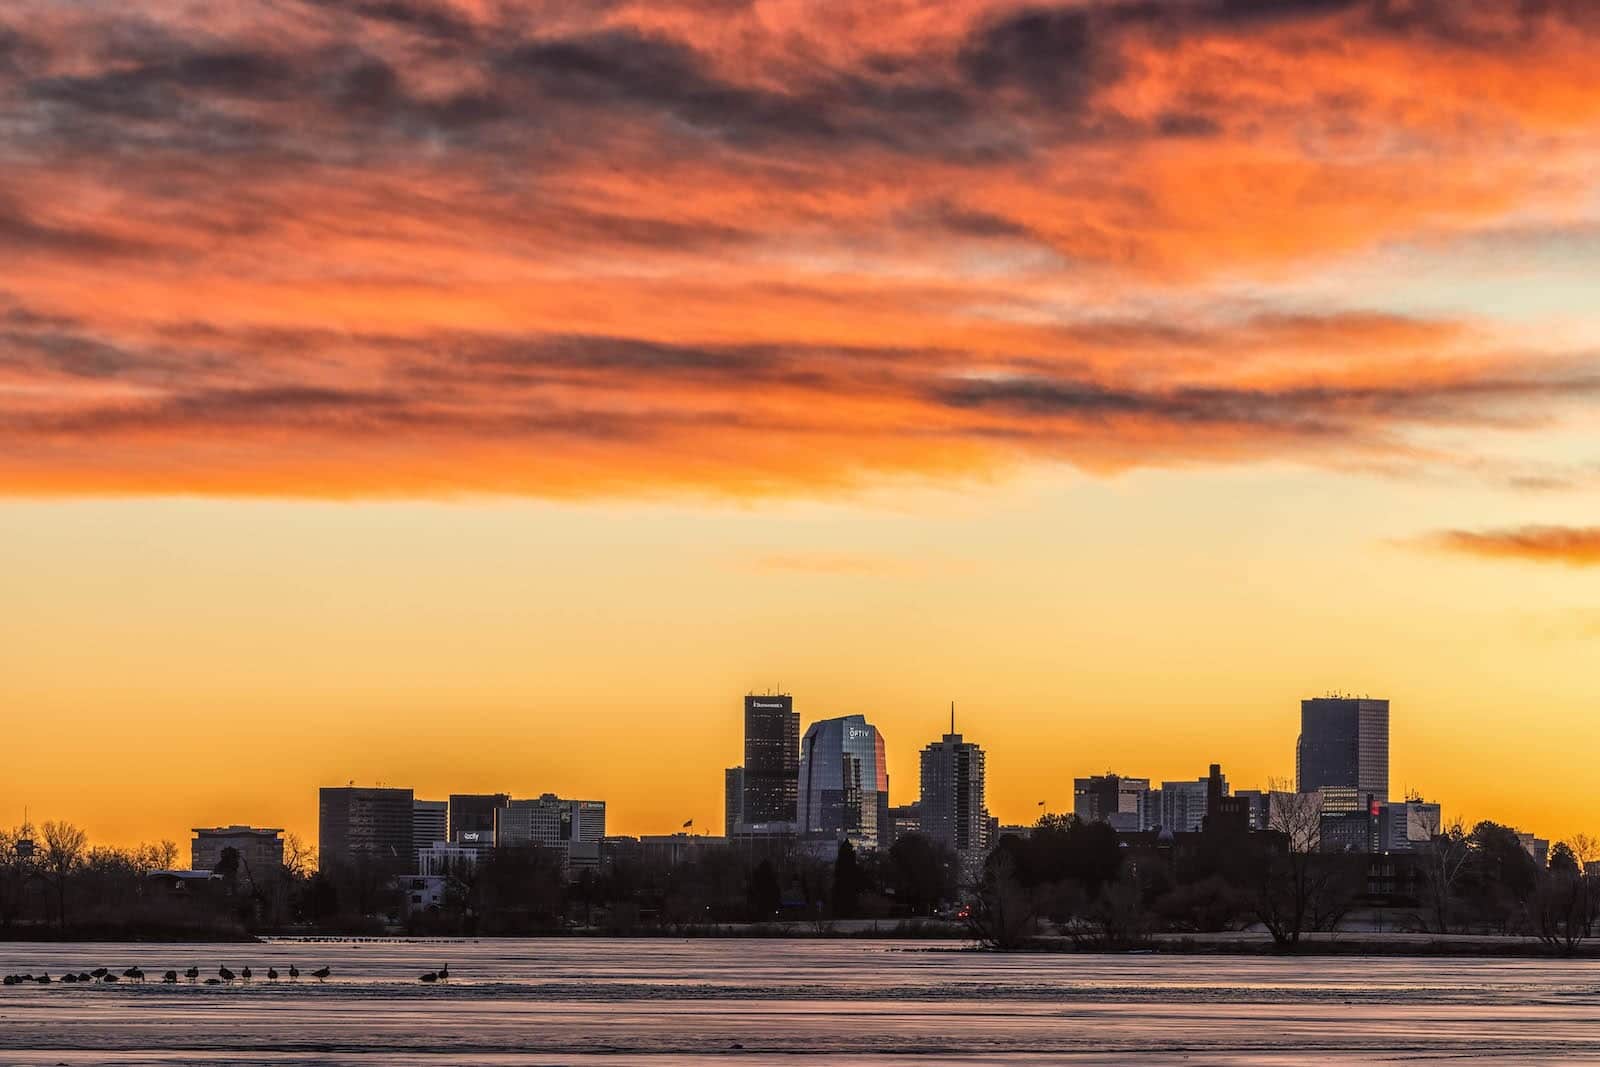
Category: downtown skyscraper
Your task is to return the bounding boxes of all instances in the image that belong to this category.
[1298,696,1390,804]
[919,706,989,874]
[797,714,890,851]
[742,692,799,828]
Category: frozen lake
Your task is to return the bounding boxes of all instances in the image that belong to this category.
[2,938,1598,1064]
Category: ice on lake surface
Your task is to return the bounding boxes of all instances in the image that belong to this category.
[1,938,1598,1064]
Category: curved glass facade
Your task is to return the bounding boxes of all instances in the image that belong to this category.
[797,715,890,852]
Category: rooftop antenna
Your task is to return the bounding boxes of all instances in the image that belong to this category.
[950,700,956,736]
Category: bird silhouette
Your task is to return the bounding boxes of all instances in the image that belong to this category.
[218,966,236,984]
[34,974,50,984]
[288,964,300,981]
[241,966,252,982]
[267,967,279,981]
[90,967,108,979]
[184,966,199,982]
[61,973,78,984]
[77,972,91,983]
[102,972,119,984]
[204,978,222,985]
[310,966,330,982]
[438,964,449,982]
[123,966,145,983]
[162,970,178,984]
[419,971,437,983]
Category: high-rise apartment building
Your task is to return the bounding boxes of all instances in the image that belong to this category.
[1073,774,1152,832]
[742,693,799,828]
[724,767,744,834]
[919,709,989,867]
[1297,696,1390,804]
[448,793,510,848]
[318,787,415,873]
[413,799,448,867]
[797,714,890,852]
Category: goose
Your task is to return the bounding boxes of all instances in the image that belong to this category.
[77,972,92,983]
[184,966,199,982]
[218,966,236,984]
[438,964,449,982]
[90,967,108,979]
[35,974,51,984]
[241,967,252,982]
[419,971,438,983]
[310,966,330,982]
[204,978,222,985]
[102,972,119,984]
[288,964,300,981]
[162,970,178,984]
[62,973,79,984]
[267,967,279,981]
[123,966,145,983]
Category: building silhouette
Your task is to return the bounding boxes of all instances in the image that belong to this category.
[495,794,606,871]
[1156,774,1215,834]
[448,793,510,848]
[920,707,989,875]
[412,799,447,866]
[797,714,891,851]
[1073,773,1152,832]
[191,825,284,879]
[1202,764,1250,834]
[1298,696,1390,803]
[742,693,799,828]
[318,786,414,874]
[724,766,744,834]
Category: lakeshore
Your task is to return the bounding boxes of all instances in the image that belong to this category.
[3,923,1597,958]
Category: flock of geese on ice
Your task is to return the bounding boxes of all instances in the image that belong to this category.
[3,962,452,986]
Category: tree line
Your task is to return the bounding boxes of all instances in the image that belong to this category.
[3,813,1593,950]
[968,807,1599,954]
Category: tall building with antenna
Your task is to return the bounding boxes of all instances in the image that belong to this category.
[919,703,989,876]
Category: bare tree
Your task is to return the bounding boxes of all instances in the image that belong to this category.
[283,833,317,879]
[1530,858,1595,956]
[965,852,1035,950]
[1570,834,1599,877]
[1415,815,1470,935]
[1571,834,1599,939]
[40,821,87,929]
[1251,779,1354,947]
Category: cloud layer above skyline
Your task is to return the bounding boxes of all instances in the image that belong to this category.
[2,0,1598,498]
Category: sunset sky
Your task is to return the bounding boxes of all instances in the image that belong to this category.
[1,0,1597,854]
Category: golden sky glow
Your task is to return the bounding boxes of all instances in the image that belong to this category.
[0,0,1597,851]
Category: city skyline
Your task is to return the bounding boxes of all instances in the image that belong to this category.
[0,685,1575,853]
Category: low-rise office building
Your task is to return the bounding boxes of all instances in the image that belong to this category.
[191,825,284,879]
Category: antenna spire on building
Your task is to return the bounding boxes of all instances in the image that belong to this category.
[950,700,956,736]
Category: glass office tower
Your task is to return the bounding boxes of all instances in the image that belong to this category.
[797,714,890,851]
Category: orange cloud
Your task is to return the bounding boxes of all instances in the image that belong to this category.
[1423,526,1600,567]
[1,1,1598,497]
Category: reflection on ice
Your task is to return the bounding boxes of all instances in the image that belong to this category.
[0,939,1597,1064]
